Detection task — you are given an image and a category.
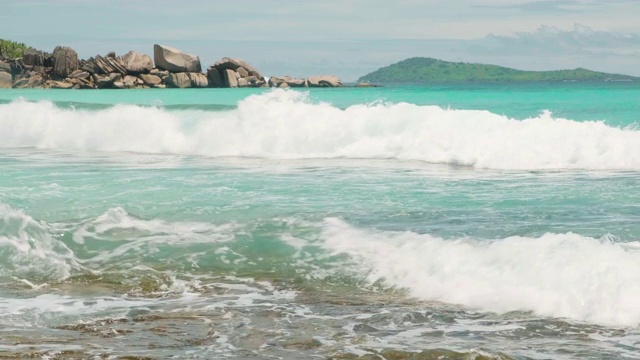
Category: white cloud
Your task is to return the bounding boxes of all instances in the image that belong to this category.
[487,24,640,53]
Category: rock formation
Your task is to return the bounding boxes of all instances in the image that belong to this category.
[0,68,11,88]
[3,43,343,90]
[121,51,153,74]
[94,54,127,75]
[165,73,192,88]
[268,76,307,87]
[154,44,201,73]
[188,72,208,88]
[22,48,46,67]
[52,46,78,79]
[307,75,342,87]
[206,68,224,87]
[139,73,162,86]
[267,75,343,88]
[207,57,266,88]
[13,73,45,88]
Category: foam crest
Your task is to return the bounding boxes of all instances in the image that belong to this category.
[0,99,189,153]
[1,91,639,170]
[72,207,239,264]
[0,202,81,281]
[321,218,640,326]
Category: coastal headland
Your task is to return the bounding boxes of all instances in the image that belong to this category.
[0,43,342,89]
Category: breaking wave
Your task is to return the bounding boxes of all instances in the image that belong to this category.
[321,218,640,326]
[0,90,638,170]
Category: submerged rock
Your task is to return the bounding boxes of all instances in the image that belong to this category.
[153,44,201,73]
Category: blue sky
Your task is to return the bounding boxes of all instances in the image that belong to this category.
[2,0,640,81]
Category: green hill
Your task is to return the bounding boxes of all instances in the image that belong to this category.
[358,57,640,83]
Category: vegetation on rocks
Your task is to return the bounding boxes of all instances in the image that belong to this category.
[0,39,29,59]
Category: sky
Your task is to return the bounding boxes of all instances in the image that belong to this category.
[2,0,640,81]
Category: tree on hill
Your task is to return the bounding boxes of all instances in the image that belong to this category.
[0,39,29,59]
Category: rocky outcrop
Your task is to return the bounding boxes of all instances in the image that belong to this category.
[66,76,93,89]
[52,46,78,79]
[214,57,262,77]
[123,75,139,89]
[269,76,307,88]
[94,54,127,75]
[307,75,342,87]
[121,51,153,74]
[23,49,46,67]
[79,58,98,74]
[188,72,208,88]
[268,75,341,88]
[207,57,266,88]
[154,44,201,73]
[49,80,73,89]
[4,43,343,90]
[13,73,45,88]
[9,59,25,78]
[68,69,90,80]
[94,73,121,89]
[0,71,11,88]
[165,72,191,88]
[207,68,224,87]
[139,73,162,86]
[0,61,10,74]
[223,69,238,88]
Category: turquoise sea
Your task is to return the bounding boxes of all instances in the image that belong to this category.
[0,83,639,359]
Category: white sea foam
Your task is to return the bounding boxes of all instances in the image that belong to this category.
[0,204,240,281]
[69,207,241,266]
[320,218,640,326]
[0,90,639,170]
[0,202,81,281]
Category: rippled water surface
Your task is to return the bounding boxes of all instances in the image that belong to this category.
[0,85,639,359]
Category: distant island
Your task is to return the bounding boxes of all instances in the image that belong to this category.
[358,57,640,83]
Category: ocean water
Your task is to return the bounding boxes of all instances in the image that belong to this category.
[0,83,639,359]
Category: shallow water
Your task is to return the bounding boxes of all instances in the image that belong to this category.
[0,84,639,359]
